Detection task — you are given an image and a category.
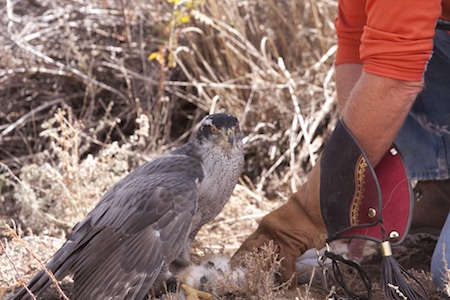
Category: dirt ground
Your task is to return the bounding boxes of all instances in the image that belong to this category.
[1,0,442,298]
[0,186,445,300]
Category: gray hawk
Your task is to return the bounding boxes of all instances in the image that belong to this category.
[12,113,244,300]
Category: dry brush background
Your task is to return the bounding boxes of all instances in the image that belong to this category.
[0,0,441,299]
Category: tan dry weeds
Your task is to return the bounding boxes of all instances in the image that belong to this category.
[0,0,442,299]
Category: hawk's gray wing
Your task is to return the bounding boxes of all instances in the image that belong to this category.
[15,154,203,300]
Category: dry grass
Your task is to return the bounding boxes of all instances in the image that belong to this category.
[0,0,338,203]
[0,0,443,299]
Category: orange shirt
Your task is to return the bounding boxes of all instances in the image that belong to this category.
[335,0,448,81]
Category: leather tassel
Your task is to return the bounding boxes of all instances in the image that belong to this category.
[380,241,428,300]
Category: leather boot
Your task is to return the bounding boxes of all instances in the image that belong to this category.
[411,179,450,234]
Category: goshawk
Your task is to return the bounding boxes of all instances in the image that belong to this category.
[12,113,244,300]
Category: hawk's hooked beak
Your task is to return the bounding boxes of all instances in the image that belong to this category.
[224,128,235,145]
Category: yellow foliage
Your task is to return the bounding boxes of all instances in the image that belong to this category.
[148,51,165,65]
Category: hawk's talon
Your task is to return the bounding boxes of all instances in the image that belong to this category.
[180,283,213,300]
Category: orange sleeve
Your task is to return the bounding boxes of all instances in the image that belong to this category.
[334,0,366,65]
[335,0,442,81]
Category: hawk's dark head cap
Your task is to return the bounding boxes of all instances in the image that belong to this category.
[197,113,241,146]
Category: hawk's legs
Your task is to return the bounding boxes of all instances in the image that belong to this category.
[165,275,213,300]
[180,283,213,300]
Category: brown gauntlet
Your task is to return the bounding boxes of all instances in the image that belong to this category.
[232,119,424,300]
[231,159,327,282]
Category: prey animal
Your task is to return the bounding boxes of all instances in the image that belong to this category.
[12,113,244,300]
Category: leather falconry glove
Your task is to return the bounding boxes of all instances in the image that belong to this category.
[231,141,327,283]
[232,119,427,300]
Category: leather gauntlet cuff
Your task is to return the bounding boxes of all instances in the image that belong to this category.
[320,119,413,245]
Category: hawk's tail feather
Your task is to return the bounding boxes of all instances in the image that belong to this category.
[10,227,89,300]
[11,269,54,300]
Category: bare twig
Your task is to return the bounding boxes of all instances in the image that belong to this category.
[278,57,316,192]
[6,24,128,101]
[2,225,69,300]
[0,238,37,300]
[0,99,62,142]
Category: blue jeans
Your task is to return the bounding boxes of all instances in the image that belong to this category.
[431,213,450,296]
[395,29,450,181]
[395,28,450,294]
